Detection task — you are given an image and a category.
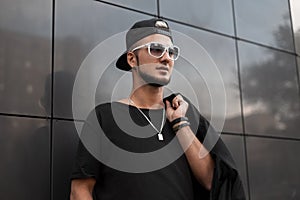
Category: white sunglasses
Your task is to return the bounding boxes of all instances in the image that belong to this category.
[131,42,180,61]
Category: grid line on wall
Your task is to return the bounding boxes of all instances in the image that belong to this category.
[230,0,251,198]
[0,112,86,123]
[50,0,56,199]
[223,132,300,142]
[94,0,157,18]
[157,0,160,17]
[160,16,236,40]
[0,112,51,120]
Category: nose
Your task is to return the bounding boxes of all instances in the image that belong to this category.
[159,49,172,64]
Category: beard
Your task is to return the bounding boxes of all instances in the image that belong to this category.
[136,66,171,87]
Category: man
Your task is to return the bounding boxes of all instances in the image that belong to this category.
[70,18,245,200]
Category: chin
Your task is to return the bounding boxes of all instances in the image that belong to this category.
[149,82,166,87]
[148,78,170,87]
[138,69,171,86]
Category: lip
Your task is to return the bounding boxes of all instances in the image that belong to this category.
[156,66,169,72]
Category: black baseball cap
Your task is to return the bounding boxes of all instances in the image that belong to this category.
[116,18,173,71]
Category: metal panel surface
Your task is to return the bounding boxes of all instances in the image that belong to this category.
[239,41,300,138]
[53,120,81,200]
[54,0,155,119]
[160,0,234,35]
[0,0,52,116]
[235,0,294,51]
[247,137,300,199]
[0,116,50,200]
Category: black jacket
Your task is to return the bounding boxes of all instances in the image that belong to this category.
[178,94,246,200]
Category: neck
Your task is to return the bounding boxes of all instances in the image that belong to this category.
[130,85,164,109]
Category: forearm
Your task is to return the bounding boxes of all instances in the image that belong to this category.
[70,189,93,200]
[70,179,95,200]
[175,125,215,190]
[165,95,215,190]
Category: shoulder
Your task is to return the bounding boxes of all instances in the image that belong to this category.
[93,101,129,119]
[94,102,111,112]
[94,101,129,111]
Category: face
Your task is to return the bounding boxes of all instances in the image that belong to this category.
[128,34,175,87]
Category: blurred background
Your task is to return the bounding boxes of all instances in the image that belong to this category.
[0,0,299,199]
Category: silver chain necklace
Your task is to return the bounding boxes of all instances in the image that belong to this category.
[129,98,165,141]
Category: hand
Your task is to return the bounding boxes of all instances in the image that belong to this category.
[165,94,189,122]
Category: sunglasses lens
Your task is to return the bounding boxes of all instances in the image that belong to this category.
[168,46,179,60]
[149,43,165,57]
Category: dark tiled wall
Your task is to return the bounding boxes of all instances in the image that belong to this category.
[1,0,299,199]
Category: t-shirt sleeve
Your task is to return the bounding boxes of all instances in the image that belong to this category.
[71,140,101,180]
[71,109,103,180]
[186,99,246,200]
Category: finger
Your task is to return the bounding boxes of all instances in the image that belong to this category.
[165,100,174,120]
[175,94,183,101]
[173,95,184,105]
[173,101,179,109]
[165,100,175,112]
[173,99,183,109]
[172,97,179,108]
[180,100,189,112]
[176,95,188,107]
[165,100,171,109]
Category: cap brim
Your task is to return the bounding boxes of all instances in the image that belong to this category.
[116,52,132,71]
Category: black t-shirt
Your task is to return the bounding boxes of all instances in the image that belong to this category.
[72,98,247,200]
[72,102,195,200]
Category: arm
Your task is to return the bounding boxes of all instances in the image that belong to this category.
[165,95,214,191]
[70,178,96,200]
[175,124,214,190]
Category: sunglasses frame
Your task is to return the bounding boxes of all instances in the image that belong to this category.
[130,42,180,61]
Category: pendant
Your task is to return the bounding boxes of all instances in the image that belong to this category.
[158,133,164,141]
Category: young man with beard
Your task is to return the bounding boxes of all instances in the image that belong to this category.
[70,18,245,200]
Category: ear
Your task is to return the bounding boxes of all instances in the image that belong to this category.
[127,52,137,68]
